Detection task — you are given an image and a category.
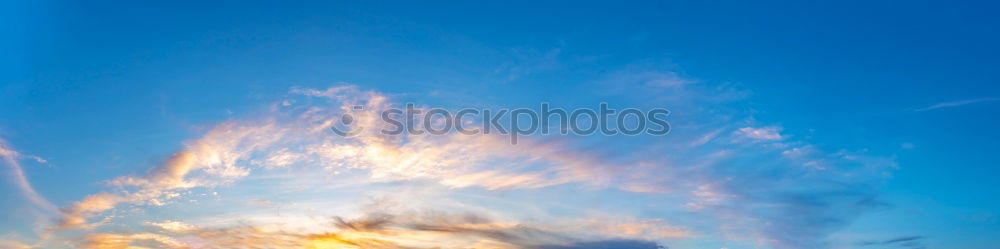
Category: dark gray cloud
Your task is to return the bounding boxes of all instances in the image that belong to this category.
[858,236,926,249]
[535,239,665,249]
[105,209,667,249]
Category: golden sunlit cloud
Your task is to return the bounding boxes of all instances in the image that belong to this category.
[7,83,892,249]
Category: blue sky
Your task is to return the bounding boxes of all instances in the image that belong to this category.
[1,1,999,248]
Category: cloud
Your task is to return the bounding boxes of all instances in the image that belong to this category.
[40,80,895,249]
[588,65,897,248]
[587,219,691,240]
[689,128,725,147]
[597,65,695,92]
[80,232,186,249]
[0,137,57,213]
[51,86,620,231]
[673,141,894,248]
[915,97,999,112]
[900,142,916,150]
[535,240,664,249]
[0,238,32,249]
[57,121,287,229]
[248,199,273,207]
[858,235,926,249]
[735,126,784,141]
[147,220,197,232]
[75,207,668,249]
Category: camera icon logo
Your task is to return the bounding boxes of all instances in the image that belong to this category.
[330,105,365,137]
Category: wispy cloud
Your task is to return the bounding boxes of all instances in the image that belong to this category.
[53,86,621,231]
[0,138,57,213]
[914,97,999,112]
[0,238,32,249]
[146,220,197,233]
[587,65,896,248]
[79,204,668,249]
[858,235,926,249]
[735,126,785,141]
[37,78,895,249]
[58,121,286,230]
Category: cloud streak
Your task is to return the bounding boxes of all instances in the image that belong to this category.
[80,206,668,249]
[585,65,897,248]
[0,137,57,213]
[858,235,926,249]
[915,97,999,112]
[57,121,287,230]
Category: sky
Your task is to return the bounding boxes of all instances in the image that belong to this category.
[1,1,999,249]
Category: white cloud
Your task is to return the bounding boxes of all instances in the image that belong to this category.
[0,138,57,213]
[915,97,999,112]
[736,126,784,141]
[146,220,196,232]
